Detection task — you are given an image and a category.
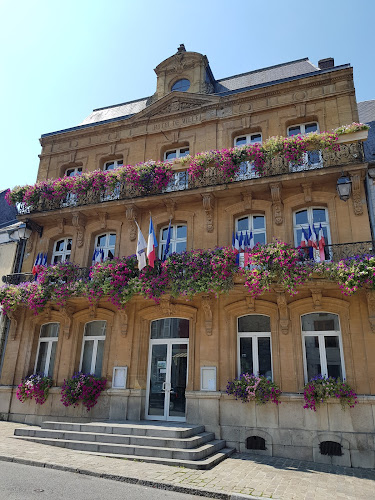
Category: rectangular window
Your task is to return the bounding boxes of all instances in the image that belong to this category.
[237,315,272,379]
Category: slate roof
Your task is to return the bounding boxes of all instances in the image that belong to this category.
[358,100,375,163]
[0,190,18,229]
[43,57,350,136]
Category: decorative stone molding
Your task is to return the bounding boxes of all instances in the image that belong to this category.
[201,294,213,336]
[25,232,35,254]
[202,194,214,233]
[71,212,87,248]
[119,310,128,337]
[89,302,98,319]
[7,311,18,341]
[366,290,375,333]
[59,305,75,338]
[241,190,253,211]
[99,212,108,229]
[164,199,176,220]
[125,205,138,242]
[350,172,363,215]
[159,295,176,316]
[276,291,289,335]
[310,288,322,310]
[58,218,67,234]
[270,183,283,225]
[245,295,255,312]
[302,183,312,203]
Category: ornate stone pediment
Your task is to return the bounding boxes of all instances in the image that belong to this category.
[139,93,219,120]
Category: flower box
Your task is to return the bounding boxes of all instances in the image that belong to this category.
[338,129,368,144]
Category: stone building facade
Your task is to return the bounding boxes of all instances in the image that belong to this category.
[1,47,374,468]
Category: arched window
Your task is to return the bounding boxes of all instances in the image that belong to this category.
[234,133,262,180]
[95,233,116,260]
[164,147,190,160]
[159,224,187,259]
[301,312,345,382]
[80,321,106,377]
[171,79,190,92]
[293,207,331,261]
[52,238,72,264]
[237,315,272,379]
[65,166,82,177]
[35,323,59,377]
[103,159,123,171]
[236,215,266,246]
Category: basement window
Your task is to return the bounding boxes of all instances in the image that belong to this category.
[319,441,343,456]
[246,436,266,451]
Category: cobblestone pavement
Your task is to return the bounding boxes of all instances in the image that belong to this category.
[0,422,375,499]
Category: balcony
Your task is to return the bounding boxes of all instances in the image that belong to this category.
[15,141,365,215]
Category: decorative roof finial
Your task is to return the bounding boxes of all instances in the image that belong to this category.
[177,44,186,53]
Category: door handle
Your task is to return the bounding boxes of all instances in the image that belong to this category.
[162,382,166,392]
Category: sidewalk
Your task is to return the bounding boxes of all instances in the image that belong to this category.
[0,422,374,499]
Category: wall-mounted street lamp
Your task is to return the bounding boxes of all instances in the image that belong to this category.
[336,174,352,202]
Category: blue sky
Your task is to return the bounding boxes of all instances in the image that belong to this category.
[1,0,373,191]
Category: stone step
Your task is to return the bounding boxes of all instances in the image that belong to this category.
[40,420,205,439]
[14,427,215,449]
[13,435,227,461]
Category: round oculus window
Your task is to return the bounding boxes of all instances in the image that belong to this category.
[171,79,190,92]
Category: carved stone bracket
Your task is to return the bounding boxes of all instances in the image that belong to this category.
[245,295,255,312]
[270,183,283,225]
[202,194,214,233]
[276,291,289,335]
[242,190,253,211]
[72,212,87,248]
[58,218,67,234]
[25,232,35,254]
[164,199,176,220]
[302,183,312,203]
[159,295,176,316]
[310,288,322,310]
[59,305,75,338]
[350,172,363,215]
[119,310,128,337]
[366,290,375,333]
[99,212,108,229]
[201,294,213,336]
[126,205,138,242]
[89,302,98,319]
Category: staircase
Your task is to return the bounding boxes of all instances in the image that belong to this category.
[13,420,234,469]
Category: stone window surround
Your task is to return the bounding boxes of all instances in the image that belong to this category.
[34,322,60,377]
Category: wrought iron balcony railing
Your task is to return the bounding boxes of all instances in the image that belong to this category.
[16,141,365,215]
[2,273,34,285]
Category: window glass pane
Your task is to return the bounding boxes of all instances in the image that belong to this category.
[48,341,57,377]
[162,226,173,240]
[165,150,177,160]
[109,234,116,247]
[238,315,270,332]
[53,255,62,264]
[55,240,64,252]
[258,337,272,379]
[84,321,106,337]
[295,210,308,225]
[66,239,72,251]
[253,216,265,230]
[305,336,321,380]
[251,134,262,143]
[176,225,187,239]
[180,148,189,156]
[254,233,266,245]
[237,217,248,232]
[288,126,301,136]
[171,79,190,92]
[151,318,189,339]
[40,323,59,338]
[105,162,114,170]
[236,137,247,146]
[302,313,339,331]
[325,336,342,379]
[65,254,71,262]
[97,235,106,247]
[175,242,186,253]
[313,209,326,223]
[94,340,104,377]
[36,342,48,374]
[108,249,114,259]
[305,123,318,134]
[240,337,253,374]
[81,340,94,374]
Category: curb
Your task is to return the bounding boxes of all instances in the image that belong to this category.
[0,454,268,500]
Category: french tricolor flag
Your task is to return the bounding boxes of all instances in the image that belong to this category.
[32,253,41,275]
[300,228,308,248]
[147,216,158,268]
[318,224,326,261]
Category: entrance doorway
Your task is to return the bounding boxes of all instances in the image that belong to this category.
[145,318,189,421]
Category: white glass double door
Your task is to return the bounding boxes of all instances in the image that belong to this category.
[146,339,189,421]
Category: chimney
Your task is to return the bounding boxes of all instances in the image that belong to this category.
[318,58,335,70]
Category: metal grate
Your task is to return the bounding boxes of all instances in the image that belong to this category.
[319,441,343,456]
[246,436,266,450]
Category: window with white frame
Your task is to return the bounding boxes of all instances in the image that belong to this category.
[234,133,262,180]
[103,159,123,171]
[237,315,272,379]
[236,215,266,246]
[80,321,106,377]
[159,224,187,259]
[301,313,344,382]
[52,238,72,264]
[164,147,190,161]
[293,207,331,261]
[35,323,59,377]
[287,122,321,169]
[65,166,82,177]
[95,233,116,260]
